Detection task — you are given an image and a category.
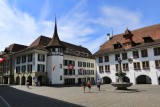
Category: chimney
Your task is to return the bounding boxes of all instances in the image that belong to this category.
[107,33,110,40]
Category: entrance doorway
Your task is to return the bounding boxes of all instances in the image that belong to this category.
[136,75,151,84]
[21,76,26,85]
[102,77,112,84]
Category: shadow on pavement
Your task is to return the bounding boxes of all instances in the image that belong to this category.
[113,89,145,93]
[0,85,83,107]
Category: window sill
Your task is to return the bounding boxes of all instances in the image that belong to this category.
[143,68,150,70]
[134,69,141,70]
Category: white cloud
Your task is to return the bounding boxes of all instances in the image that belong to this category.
[92,5,143,35]
[0,0,53,51]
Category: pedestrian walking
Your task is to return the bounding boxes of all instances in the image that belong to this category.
[87,80,92,93]
[26,80,30,88]
[81,79,86,93]
[97,79,101,91]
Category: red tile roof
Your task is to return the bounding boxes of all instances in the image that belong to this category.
[94,24,160,55]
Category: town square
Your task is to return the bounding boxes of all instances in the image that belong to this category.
[0,0,160,107]
[1,84,160,107]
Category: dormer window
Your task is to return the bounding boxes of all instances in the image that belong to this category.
[113,44,122,49]
[143,36,154,43]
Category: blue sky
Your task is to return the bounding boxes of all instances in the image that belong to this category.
[0,0,160,53]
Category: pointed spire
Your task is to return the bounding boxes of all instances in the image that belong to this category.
[46,17,65,49]
[53,16,58,38]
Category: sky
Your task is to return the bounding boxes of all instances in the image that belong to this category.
[0,0,160,54]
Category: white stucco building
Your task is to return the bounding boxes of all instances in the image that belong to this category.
[94,24,160,85]
[1,19,96,85]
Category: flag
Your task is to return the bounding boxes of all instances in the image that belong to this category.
[0,58,4,63]
[68,64,74,70]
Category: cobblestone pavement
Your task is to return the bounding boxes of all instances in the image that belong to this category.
[1,84,160,107]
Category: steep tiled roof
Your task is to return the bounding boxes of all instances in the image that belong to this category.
[13,35,92,56]
[29,35,51,48]
[94,24,160,55]
[0,43,27,58]
[61,41,92,55]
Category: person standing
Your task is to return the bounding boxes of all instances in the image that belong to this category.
[81,79,86,93]
[87,80,92,93]
[97,79,101,91]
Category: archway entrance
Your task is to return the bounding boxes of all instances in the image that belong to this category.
[136,75,151,84]
[3,77,8,84]
[123,76,130,83]
[102,77,112,84]
[158,77,160,85]
[38,76,45,86]
[16,76,20,85]
[21,76,26,85]
[27,76,32,85]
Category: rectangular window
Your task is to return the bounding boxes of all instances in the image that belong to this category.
[122,63,129,71]
[60,64,62,69]
[28,54,32,62]
[27,64,32,72]
[99,57,103,63]
[60,76,62,80]
[64,69,68,75]
[105,65,110,72]
[69,69,72,75]
[115,54,120,61]
[155,60,160,69]
[22,65,26,73]
[99,66,103,73]
[78,61,82,67]
[69,60,75,65]
[141,49,148,57]
[142,61,150,70]
[83,62,86,67]
[22,55,26,63]
[122,53,127,60]
[104,55,109,62]
[133,51,139,58]
[87,63,90,67]
[16,57,21,64]
[37,64,45,72]
[154,47,160,56]
[16,66,20,73]
[133,62,141,70]
[115,64,119,72]
[64,60,68,66]
[91,63,94,68]
[38,54,45,61]
[78,69,82,75]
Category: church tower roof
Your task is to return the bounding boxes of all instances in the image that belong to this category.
[46,17,64,48]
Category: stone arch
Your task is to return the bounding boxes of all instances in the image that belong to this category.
[123,76,130,83]
[27,76,32,85]
[16,76,20,85]
[21,76,26,85]
[136,75,151,84]
[102,76,112,84]
[38,76,45,86]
